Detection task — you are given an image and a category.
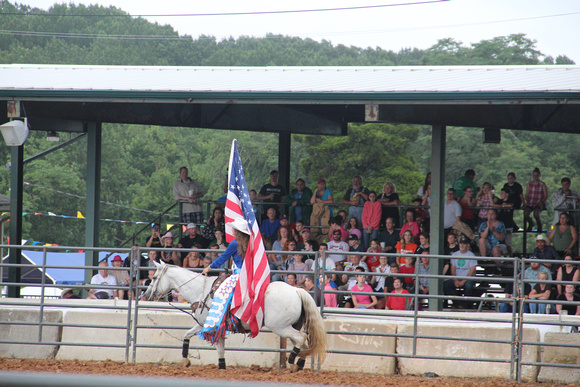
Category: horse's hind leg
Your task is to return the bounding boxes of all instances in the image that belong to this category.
[217,338,226,369]
[271,326,307,372]
[181,325,202,367]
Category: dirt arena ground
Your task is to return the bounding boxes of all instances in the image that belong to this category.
[0,358,570,386]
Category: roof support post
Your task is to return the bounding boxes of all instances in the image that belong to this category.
[84,122,102,285]
[429,125,446,311]
[7,145,24,298]
[278,132,291,211]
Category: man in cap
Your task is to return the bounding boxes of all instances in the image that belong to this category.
[532,234,560,276]
[110,255,130,299]
[348,233,365,253]
[327,229,349,264]
[258,170,287,221]
[279,214,290,228]
[178,223,208,259]
[443,236,478,308]
[61,288,80,299]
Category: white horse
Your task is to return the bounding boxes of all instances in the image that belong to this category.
[143,261,327,371]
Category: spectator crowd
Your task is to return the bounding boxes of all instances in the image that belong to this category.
[85,167,579,315]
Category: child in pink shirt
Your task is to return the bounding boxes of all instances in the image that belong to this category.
[350,267,377,309]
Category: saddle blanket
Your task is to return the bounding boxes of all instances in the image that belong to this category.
[199,273,241,344]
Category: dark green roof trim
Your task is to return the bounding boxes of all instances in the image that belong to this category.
[1,90,579,103]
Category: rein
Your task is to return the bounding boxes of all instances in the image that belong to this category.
[175,271,205,292]
[152,265,211,326]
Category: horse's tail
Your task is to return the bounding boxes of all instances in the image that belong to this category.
[295,288,327,363]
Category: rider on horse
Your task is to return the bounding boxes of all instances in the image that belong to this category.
[202,218,250,276]
[199,218,251,343]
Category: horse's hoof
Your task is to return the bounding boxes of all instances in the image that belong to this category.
[182,358,191,367]
[289,364,299,373]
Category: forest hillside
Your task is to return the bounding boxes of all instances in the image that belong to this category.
[0,1,577,247]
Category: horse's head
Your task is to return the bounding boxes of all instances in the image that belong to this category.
[143,260,171,301]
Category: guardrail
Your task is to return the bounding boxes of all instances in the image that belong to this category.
[0,244,579,382]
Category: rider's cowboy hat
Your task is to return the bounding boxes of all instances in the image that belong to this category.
[228,218,251,235]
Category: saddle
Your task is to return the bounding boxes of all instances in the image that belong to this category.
[190,275,227,313]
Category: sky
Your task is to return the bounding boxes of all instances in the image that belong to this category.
[18,0,580,63]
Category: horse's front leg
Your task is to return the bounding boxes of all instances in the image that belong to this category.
[181,325,202,367]
[217,337,226,369]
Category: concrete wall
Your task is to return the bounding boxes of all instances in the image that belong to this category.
[134,308,280,366]
[57,307,131,361]
[56,301,279,367]
[2,300,579,382]
[320,318,396,374]
[537,332,580,384]
[397,321,539,381]
[0,308,62,359]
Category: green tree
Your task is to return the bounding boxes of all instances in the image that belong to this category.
[468,34,544,65]
[555,55,576,65]
[421,38,468,65]
[297,123,424,204]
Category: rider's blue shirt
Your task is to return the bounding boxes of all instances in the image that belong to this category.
[210,239,243,269]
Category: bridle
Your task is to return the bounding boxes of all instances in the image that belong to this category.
[148,264,169,300]
[150,264,206,298]
[149,264,211,326]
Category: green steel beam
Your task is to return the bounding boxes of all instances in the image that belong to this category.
[84,122,102,286]
[7,145,24,298]
[429,125,446,311]
[278,133,291,201]
[1,89,579,102]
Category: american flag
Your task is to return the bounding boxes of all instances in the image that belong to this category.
[224,140,270,338]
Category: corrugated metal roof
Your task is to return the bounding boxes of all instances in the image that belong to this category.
[1,64,579,96]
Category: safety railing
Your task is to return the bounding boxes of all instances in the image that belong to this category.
[0,244,579,382]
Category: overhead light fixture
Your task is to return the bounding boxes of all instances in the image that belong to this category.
[46,131,59,142]
[46,130,60,142]
[483,127,501,144]
[0,118,29,146]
